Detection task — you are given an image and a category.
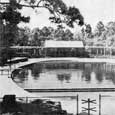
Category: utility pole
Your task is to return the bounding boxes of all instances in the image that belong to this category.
[99,94,101,115]
[76,95,79,115]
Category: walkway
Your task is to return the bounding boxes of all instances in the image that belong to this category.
[0,59,37,98]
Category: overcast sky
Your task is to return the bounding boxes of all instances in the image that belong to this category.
[19,0,115,31]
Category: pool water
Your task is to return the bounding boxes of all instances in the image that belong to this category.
[12,61,115,89]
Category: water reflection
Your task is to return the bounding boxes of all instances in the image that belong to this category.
[31,63,43,79]
[81,64,92,83]
[13,69,29,83]
[95,71,104,83]
[105,72,115,84]
[57,73,71,83]
[13,61,115,89]
[82,72,91,83]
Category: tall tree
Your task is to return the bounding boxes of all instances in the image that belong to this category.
[94,21,105,37]
[16,27,30,46]
[0,0,29,65]
[85,24,92,38]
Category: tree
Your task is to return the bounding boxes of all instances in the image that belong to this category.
[106,22,115,36]
[65,6,84,27]
[94,21,105,37]
[41,27,50,37]
[101,21,115,46]
[54,27,65,40]
[31,27,52,46]
[64,29,73,40]
[16,27,30,46]
[0,0,84,27]
[0,0,30,65]
[85,24,92,38]
[74,24,92,42]
[0,0,84,65]
[32,32,42,46]
[74,31,83,41]
[47,26,55,39]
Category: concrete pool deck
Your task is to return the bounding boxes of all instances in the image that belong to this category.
[0,57,115,98]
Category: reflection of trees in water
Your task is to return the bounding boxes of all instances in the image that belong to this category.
[111,73,115,84]
[91,63,106,71]
[91,63,104,83]
[13,69,29,83]
[104,64,115,85]
[42,62,84,70]
[93,63,115,83]
[12,69,21,78]
[31,64,43,79]
[81,63,105,83]
[13,62,115,85]
[57,73,71,83]
[95,71,103,83]
[105,72,115,84]
[65,74,71,82]
[57,74,64,82]
[81,63,92,82]
[82,71,91,82]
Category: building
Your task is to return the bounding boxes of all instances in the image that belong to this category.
[43,40,88,57]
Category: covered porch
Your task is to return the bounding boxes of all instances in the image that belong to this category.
[43,40,87,57]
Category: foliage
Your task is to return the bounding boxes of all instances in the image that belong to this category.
[0,0,84,43]
[64,29,73,40]
[13,0,84,27]
[16,28,29,45]
[94,21,105,37]
[31,31,42,46]
[27,26,74,46]
[1,0,30,45]
[12,20,115,48]
[0,0,84,27]
[0,48,15,65]
[81,21,115,47]
[0,0,30,65]
[65,7,84,27]
[0,0,84,65]
[85,24,92,34]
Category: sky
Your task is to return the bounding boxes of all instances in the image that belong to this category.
[19,0,115,31]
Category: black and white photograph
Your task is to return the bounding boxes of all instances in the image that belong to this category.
[0,0,115,115]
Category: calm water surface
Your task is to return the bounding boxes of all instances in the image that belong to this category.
[12,61,115,89]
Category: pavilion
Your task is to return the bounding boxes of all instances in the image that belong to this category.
[43,40,87,57]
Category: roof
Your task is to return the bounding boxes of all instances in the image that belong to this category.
[11,46,41,49]
[44,40,84,48]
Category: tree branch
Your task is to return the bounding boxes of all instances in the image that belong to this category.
[0,1,61,17]
[37,0,43,6]
[0,2,41,8]
[17,0,21,4]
